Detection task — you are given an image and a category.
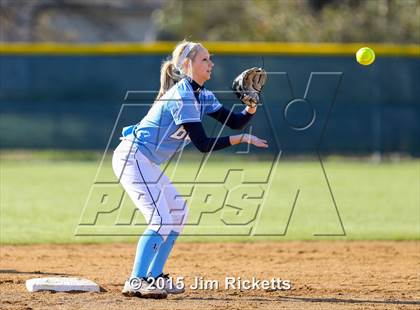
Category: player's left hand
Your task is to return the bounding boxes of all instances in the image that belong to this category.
[245,105,257,114]
[232,67,267,108]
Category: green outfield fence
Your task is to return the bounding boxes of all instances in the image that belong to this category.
[0,42,419,155]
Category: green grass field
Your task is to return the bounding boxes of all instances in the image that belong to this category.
[1,152,419,244]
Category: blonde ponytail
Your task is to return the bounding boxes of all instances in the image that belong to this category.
[155,40,204,101]
[156,60,180,100]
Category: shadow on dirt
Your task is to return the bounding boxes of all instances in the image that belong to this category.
[177,295,420,306]
[279,296,420,306]
[0,269,72,276]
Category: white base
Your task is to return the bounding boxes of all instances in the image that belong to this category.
[26,277,100,292]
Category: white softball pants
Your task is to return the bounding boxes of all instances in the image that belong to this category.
[112,139,188,239]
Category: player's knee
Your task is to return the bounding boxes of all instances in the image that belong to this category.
[168,206,188,234]
[172,204,189,224]
[147,217,163,233]
[149,210,177,238]
[154,224,172,239]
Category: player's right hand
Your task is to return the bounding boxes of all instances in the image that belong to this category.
[238,134,268,148]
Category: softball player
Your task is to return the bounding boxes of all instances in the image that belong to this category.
[112,41,268,299]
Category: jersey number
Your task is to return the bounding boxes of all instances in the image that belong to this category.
[170,125,188,140]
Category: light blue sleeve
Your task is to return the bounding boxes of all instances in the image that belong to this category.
[202,90,223,114]
[168,97,201,125]
[122,125,135,137]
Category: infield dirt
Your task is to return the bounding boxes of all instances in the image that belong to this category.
[0,241,419,309]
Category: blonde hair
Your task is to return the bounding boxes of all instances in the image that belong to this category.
[156,40,204,100]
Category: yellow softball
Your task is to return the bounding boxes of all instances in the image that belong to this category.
[356,47,375,66]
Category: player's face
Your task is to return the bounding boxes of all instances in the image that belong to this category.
[191,48,214,85]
